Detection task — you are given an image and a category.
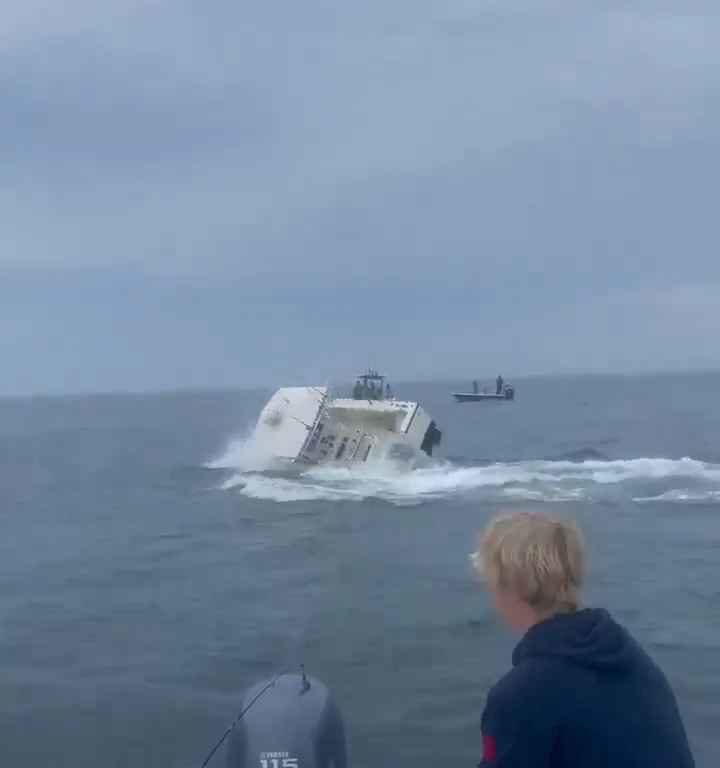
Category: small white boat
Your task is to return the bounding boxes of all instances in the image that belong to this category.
[453,380,515,402]
[452,388,515,402]
[252,371,442,467]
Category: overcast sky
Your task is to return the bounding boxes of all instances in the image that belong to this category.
[2,1,718,394]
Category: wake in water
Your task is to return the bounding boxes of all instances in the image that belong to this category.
[207,434,720,506]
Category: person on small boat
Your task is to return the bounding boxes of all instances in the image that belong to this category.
[473,380,479,394]
[496,375,504,395]
[473,512,694,768]
[352,380,363,400]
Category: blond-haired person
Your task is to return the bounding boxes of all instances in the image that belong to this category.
[475,512,694,767]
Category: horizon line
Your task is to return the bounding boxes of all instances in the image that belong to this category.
[1,365,719,401]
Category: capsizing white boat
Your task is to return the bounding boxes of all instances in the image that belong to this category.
[252,371,442,467]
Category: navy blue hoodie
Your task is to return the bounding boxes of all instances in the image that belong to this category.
[479,609,694,767]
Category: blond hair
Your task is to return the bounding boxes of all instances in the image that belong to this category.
[475,512,585,614]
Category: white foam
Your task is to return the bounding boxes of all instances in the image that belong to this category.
[227,474,354,503]
[509,457,720,485]
[502,487,588,503]
[207,429,285,473]
[634,489,720,504]
[213,455,720,506]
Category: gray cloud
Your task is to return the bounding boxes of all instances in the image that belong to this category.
[1,1,718,392]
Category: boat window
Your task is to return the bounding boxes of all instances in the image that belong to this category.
[335,437,349,460]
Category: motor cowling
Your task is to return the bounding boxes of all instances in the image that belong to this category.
[226,674,347,768]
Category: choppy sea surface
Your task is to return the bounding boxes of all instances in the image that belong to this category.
[1,372,719,766]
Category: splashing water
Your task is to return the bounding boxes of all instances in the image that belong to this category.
[208,434,720,506]
[206,429,288,473]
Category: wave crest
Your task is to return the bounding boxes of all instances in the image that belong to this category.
[211,454,720,506]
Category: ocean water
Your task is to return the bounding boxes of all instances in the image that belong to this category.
[1,372,719,767]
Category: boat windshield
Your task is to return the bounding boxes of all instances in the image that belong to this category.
[352,370,391,400]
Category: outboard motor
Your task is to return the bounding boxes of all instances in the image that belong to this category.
[420,421,442,457]
[226,672,347,768]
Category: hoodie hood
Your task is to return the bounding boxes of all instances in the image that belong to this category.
[513,608,638,672]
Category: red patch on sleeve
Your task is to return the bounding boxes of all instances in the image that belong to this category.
[483,734,497,762]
